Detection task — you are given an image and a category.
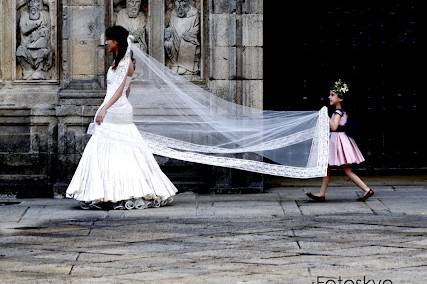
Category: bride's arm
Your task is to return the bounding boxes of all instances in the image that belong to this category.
[125,58,135,98]
[96,57,132,124]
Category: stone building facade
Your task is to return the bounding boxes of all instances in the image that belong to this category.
[0,0,263,197]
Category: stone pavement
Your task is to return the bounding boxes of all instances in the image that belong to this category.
[1,185,427,284]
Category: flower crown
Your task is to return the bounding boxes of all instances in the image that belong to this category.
[331,79,349,97]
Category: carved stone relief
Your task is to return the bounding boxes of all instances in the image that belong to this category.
[113,0,149,53]
[16,0,55,80]
[164,0,201,78]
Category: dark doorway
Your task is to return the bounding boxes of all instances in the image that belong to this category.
[265,1,423,172]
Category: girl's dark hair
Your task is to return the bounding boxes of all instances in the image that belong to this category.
[105,25,129,70]
[335,90,349,101]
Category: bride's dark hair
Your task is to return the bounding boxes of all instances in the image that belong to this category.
[105,25,129,70]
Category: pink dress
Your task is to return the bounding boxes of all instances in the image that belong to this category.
[329,109,365,166]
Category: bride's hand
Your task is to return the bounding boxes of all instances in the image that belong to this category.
[95,108,107,125]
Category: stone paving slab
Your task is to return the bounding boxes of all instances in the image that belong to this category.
[1,185,427,283]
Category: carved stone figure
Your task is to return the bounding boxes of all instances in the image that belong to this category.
[115,0,148,53]
[164,0,200,75]
[16,0,53,80]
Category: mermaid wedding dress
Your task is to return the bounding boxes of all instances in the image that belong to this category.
[66,45,177,210]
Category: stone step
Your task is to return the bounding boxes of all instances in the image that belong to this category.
[0,175,51,198]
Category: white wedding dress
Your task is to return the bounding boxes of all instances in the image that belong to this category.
[66,47,178,209]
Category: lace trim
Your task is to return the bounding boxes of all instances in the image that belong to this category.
[106,49,131,96]
[317,107,330,174]
[145,108,330,178]
[140,128,316,154]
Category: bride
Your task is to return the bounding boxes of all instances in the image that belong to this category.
[66,26,177,210]
[67,25,330,210]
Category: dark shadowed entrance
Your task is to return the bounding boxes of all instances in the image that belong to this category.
[265,0,423,173]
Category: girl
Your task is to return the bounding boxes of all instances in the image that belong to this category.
[66,26,178,210]
[306,79,374,202]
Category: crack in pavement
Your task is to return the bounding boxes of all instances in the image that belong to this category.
[17,207,30,223]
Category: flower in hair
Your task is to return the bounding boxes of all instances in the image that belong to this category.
[332,79,349,96]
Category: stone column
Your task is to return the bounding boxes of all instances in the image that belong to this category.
[2,0,15,82]
[149,0,165,63]
[0,3,3,81]
[54,0,106,195]
[207,0,264,192]
[207,0,263,107]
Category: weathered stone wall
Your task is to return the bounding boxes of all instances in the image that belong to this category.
[0,0,264,197]
[207,0,263,108]
[207,1,264,191]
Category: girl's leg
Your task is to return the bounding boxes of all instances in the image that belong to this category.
[306,167,330,201]
[342,165,370,193]
[319,167,331,197]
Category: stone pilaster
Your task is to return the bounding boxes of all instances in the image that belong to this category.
[207,0,264,192]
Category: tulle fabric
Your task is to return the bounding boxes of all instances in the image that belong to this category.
[126,39,330,178]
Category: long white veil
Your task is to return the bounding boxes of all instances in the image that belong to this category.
[125,38,329,178]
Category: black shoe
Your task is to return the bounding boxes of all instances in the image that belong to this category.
[306,192,326,202]
[356,189,375,202]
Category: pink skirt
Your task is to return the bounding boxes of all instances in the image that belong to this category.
[329,133,365,166]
